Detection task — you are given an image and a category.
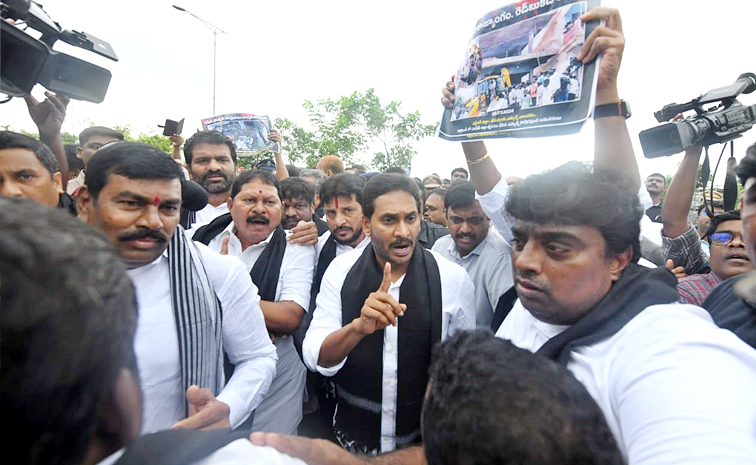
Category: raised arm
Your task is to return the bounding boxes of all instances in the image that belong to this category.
[268,128,289,181]
[662,146,703,238]
[578,7,639,193]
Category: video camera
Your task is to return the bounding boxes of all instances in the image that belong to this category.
[639,73,756,158]
[0,0,118,103]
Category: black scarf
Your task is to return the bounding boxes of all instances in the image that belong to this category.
[192,213,287,301]
[334,243,443,451]
[537,264,678,365]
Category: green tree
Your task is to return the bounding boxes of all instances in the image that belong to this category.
[276,89,437,171]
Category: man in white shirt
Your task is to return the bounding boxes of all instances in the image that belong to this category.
[1,197,306,465]
[303,173,475,454]
[440,7,756,464]
[192,169,315,435]
[432,180,512,329]
[77,142,277,433]
[183,131,238,226]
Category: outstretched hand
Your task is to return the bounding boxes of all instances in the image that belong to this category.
[250,433,368,465]
[171,385,231,430]
[354,262,407,335]
[287,220,319,246]
[665,259,687,281]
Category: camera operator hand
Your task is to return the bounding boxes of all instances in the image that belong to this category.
[24,91,70,189]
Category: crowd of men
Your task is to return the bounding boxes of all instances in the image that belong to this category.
[3,6,756,465]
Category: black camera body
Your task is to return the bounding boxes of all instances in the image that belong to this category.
[639,73,756,158]
[0,0,118,103]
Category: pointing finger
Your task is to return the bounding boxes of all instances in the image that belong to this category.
[379,261,392,293]
[220,235,229,255]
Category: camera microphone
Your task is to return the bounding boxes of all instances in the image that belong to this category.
[181,180,209,212]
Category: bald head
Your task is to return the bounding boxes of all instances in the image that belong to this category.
[316,155,344,176]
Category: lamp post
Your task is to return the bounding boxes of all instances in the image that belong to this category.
[172,5,227,115]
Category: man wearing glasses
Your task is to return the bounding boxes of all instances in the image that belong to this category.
[431,181,513,329]
[677,211,753,305]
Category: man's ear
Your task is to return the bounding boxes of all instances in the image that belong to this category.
[76,146,83,160]
[227,196,233,210]
[609,247,633,282]
[362,216,371,237]
[77,187,94,223]
[52,171,63,194]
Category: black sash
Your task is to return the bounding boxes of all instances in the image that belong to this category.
[491,285,517,333]
[193,213,287,301]
[537,264,678,365]
[115,429,248,465]
[334,243,443,451]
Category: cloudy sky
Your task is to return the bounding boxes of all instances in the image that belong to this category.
[4,0,756,183]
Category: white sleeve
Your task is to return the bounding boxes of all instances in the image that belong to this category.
[436,254,477,337]
[278,244,316,311]
[302,258,350,376]
[207,253,278,428]
[475,177,514,243]
[612,308,756,465]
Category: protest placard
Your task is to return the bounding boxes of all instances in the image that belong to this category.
[439,0,600,141]
[201,113,278,156]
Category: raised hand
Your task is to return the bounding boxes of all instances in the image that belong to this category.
[577,7,624,92]
[23,92,69,137]
[353,262,407,335]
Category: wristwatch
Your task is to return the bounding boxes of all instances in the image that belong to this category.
[594,100,631,119]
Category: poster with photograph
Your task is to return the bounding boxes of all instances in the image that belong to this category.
[439,0,600,141]
[201,113,278,156]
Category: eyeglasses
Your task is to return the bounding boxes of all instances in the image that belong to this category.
[711,231,737,246]
[449,216,485,226]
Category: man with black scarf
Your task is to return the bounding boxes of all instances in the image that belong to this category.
[193,169,315,435]
[302,173,475,454]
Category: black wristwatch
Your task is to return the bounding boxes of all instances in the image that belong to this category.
[594,100,631,119]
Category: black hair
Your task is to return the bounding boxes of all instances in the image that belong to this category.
[384,166,406,175]
[705,210,741,243]
[428,187,447,201]
[85,142,184,199]
[231,169,281,200]
[348,164,367,174]
[0,197,137,465]
[362,173,421,219]
[697,201,725,215]
[280,177,315,205]
[645,172,667,185]
[451,167,469,178]
[414,178,428,202]
[423,330,623,465]
[0,130,58,176]
[78,126,124,146]
[320,173,366,206]
[183,131,237,165]
[65,144,84,173]
[737,142,756,187]
[443,181,475,210]
[507,161,642,261]
[286,164,302,177]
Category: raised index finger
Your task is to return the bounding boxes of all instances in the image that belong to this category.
[379,261,392,293]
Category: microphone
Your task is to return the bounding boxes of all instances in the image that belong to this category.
[181,180,208,212]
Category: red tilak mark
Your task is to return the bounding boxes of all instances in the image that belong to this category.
[153,196,160,206]
[335,197,339,208]
[259,190,263,194]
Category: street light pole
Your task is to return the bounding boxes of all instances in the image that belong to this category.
[172,5,227,115]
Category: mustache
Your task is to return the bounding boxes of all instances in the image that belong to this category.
[200,170,229,182]
[390,238,414,248]
[455,232,475,240]
[118,228,167,243]
[335,226,354,233]
[247,214,270,225]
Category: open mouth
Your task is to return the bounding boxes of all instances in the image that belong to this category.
[392,242,413,257]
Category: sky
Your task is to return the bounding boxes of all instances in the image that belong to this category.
[3,0,756,185]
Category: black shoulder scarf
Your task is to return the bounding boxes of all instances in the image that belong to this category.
[334,243,443,451]
[192,213,287,302]
[115,429,248,465]
[537,264,679,365]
